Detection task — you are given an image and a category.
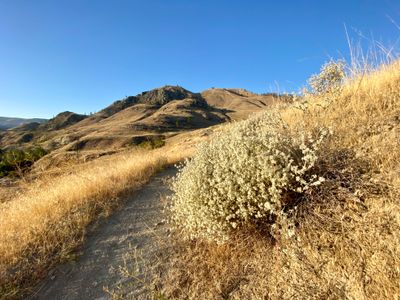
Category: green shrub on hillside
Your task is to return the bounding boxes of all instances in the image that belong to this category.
[170,113,330,242]
[0,147,47,177]
[138,137,165,150]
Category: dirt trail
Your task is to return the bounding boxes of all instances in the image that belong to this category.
[28,168,176,300]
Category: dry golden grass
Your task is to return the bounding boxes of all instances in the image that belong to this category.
[156,60,400,299]
[0,142,195,299]
[0,186,16,204]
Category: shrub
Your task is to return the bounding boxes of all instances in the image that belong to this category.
[170,113,330,242]
[0,147,47,178]
[138,137,166,150]
[25,147,47,161]
[308,59,346,95]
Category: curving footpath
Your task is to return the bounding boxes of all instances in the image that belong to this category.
[28,168,176,300]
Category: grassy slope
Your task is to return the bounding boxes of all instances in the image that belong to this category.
[158,61,400,299]
[0,139,197,298]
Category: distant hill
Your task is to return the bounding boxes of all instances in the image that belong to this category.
[0,117,47,130]
[40,111,88,131]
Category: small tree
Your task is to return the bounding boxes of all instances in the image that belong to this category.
[0,147,47,178]
[3,149,26,177]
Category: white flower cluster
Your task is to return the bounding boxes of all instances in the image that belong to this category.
[308,60,345,95]
[170,113,330,242]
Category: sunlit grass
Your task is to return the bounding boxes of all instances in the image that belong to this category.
[0,144,193,298]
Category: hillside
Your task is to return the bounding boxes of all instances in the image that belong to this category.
[0,117,47,130]
[0,86,286,170]
[201,88,289,120]
[0,112,87,150]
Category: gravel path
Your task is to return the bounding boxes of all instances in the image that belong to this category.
[28,168,176,300]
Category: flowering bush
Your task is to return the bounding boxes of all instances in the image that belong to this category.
[170,113,330,242]
[308,59,346,95]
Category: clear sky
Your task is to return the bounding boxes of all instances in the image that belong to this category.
[0,0,399,118]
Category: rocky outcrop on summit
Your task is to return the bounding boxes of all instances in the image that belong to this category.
[137,85,201,106]
[97,86,201,120]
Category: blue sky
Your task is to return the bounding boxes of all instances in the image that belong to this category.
[0,0,399,118]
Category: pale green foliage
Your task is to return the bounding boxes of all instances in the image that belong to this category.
[170,113,330,242]
[308,59,346,95]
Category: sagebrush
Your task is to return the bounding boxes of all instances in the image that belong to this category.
[170,113,330,242]
[308,59,346,95]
